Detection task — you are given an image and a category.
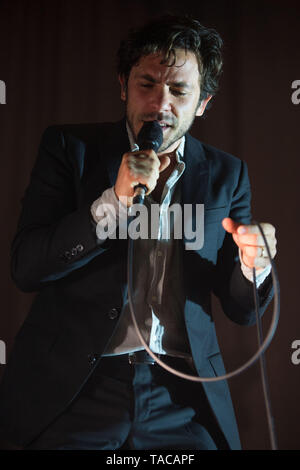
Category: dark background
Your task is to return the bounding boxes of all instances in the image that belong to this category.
[0,0,299,450]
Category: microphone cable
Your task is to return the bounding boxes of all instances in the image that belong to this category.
[252,220,279,450]
[127,216,280,448]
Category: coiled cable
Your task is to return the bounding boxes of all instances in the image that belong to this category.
[127,218,280,448]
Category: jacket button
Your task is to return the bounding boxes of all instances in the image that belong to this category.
[87,354,98,365]
[76,244,84,252]
[108,308,119,320]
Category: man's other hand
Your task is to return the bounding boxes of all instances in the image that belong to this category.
[222,217,277,270]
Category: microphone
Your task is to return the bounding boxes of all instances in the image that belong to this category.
[133,121,163,205]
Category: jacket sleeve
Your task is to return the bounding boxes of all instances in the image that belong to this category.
[11,126,112,293]
[212,160,274,325]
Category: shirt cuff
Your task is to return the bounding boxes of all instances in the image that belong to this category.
[90,187,128,241]
[239,248,272,287]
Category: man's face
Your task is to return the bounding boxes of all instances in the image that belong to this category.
[119,49,211,154]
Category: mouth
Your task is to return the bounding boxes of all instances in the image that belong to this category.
[157,121,173,131]
[140,119,173,134]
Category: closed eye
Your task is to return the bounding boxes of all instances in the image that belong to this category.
[141,84,186,96]
[171,89,186,97]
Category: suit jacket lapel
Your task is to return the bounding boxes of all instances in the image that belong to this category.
[181,133,209,249]
[76,119,130,205]
[103,118,130,187]
[181,132,209,207]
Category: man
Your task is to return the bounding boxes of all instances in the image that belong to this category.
[0,15,276,450]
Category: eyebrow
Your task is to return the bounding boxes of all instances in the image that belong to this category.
[138,73,191,89]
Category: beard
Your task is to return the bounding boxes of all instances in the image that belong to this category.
[126,109,198,154]
[158,116,196,152]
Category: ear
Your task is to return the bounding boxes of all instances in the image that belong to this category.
[119,74,127,101]
[196,95,212,116]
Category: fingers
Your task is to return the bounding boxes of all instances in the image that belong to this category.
[128,154,159,180]
[223,219,275,238]
[240,242,277,260]
[222,217,240,234]
[159,155,171,173]
[232,232,277,253]
[128,153,170,177]
[128,151,161,194]
[237,222,276,237]
[242,252,272,269]
[234,232,268,247]
[222,218,277,269]
[115,149,168,202]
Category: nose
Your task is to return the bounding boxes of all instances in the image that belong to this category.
[150,86,172,113]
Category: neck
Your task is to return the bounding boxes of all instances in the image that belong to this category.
[157,137,183,157]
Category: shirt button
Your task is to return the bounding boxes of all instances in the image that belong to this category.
[157,251,163,257]
[152,296,157,302]
[108,308,119,320]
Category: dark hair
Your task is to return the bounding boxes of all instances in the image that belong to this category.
[117,14,223,103]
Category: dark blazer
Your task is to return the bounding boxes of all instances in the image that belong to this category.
[0,119,273,449]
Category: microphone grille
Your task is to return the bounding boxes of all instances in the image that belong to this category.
[137,121,163,152]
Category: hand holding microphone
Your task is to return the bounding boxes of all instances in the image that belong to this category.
[114,121,170,206]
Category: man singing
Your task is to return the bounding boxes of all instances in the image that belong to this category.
[0,14,276,450]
